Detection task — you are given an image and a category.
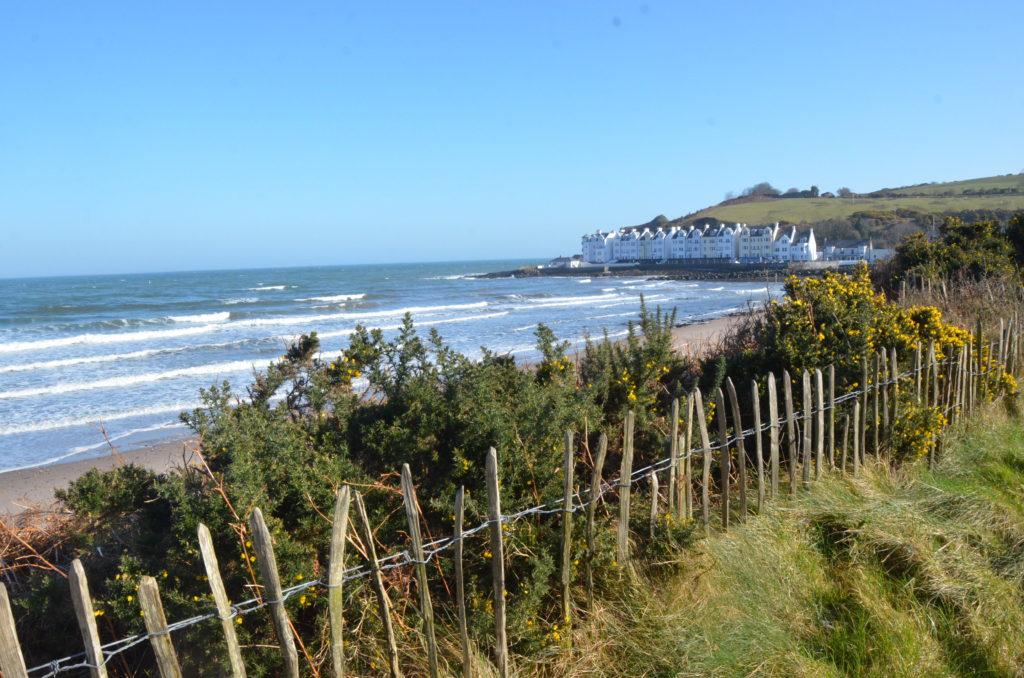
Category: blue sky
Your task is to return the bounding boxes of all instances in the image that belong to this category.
[2,1,1022,278]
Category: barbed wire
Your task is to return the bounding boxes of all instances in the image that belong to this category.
[25,348,1003,677]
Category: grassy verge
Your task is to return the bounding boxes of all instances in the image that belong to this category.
[542,402,1024,676]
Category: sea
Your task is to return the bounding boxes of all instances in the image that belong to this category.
[0,261,781,472]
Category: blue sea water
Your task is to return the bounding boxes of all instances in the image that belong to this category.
[0,261,781,471]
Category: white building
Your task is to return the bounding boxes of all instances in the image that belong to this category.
[668,226,691,260]
[790,229,818,261]
[581,231,617,263]
[650,227,675,261]
[703,224,739,259]
[739,223,779,261]
[684,226,706,259]
[773,226,797,261]
[612,229,640,262]
[637,229,657,261]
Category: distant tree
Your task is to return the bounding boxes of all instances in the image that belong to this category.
[724,191,736,200]
[742,182,781,198]
[810,185,820,197]
[837,187,854,198]
[784,187,800,196]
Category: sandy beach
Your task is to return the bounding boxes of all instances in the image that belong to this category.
[0,314,744,518]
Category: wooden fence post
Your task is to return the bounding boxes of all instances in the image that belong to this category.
[682,393,694,521]
[751,379,765,511]
[725,378,747,519]
[617,411,635,566]
[873,352,881,454]
[69,559,109,678]
[400,465,440,677]
[715,388,731,530]
[559,431,575,628]
[827,365,836,468]
[852,401,861,476]
[0,583,28,678]
[914,341,922,404]
[880,349,889,436]
[692,388,713,533]
[197,525,246,678]
[783,370,798,495]
[648,471,659,538]
[890,349,899,422]
[668,398,679,518]
[354,493,402,678]
[453,487,471,678]
[249,508,300,678]
[585,433,607,608]
[327,488,351,678]
[802,371,812,488]
[861,356,869,462]
[768,373,780,498]
[138,576,182,678]
[841,413,850,473]
[485,448,509,678]
[815,368,825,479]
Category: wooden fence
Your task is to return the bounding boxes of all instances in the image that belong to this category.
[1,317,1020,678]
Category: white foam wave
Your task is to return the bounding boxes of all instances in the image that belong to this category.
[0,324,222,354]
[168,311,230,323]
[0,359,263,400]
[238,301,488,328]
[732,286,769,294]
[0,340,244,374]
[0,402,200,436]
[601,288,616,292]
[295,294,366,303]
[577,278,592,284]
[424,273,481,281]
[708,286,725,291]
[248,285,289,291]
[222,297,258,305]
[312,311,509,341]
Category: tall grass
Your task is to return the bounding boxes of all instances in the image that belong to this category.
[539,403,1024,676]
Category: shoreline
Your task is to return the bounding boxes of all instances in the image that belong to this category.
[0,314,746,517]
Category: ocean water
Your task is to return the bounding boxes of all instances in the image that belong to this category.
[0,261,781,471]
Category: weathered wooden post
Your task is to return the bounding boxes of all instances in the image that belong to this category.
[139,576,182,678]
[861,355,869,461]
[890,349,899,422]
[841,413,850,473]
[617,411,635,566]
[914,341,922,404]
[0,583,28,678]
[682,393,694,521]
[249,508,300,678]
[559,431,575,628]
[872,352,881,454]
[485,448,509,678]
[802,371,812,488]
[197,525,246,678]
[400,465,440,677]
[827,365,836,468]
[69,559,109,678]
[852,401,861,476]
[751,379,764,510]
[354,492,402,678]
[783,370,798,495]
[814,368,825,479]
[725,378,747,518]
[327,488,351,678]
[692,388,713,533]
[880,350,889,436]
[768,373,780,497]
[668,398,679,517]
[648,471,659,538]
[585,432,607,608]
[453,487,471,678]
[715,388,731,530]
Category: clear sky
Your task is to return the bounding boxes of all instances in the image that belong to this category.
[2,1,1023,278]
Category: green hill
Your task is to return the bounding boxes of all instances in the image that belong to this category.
[680,173,1024,226]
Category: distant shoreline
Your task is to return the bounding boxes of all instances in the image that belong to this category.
[477,261,853,282]
[0,314,747,517]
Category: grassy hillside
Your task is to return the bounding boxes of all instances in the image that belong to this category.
[684,173,1024,226]
[547,405,1024,676]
